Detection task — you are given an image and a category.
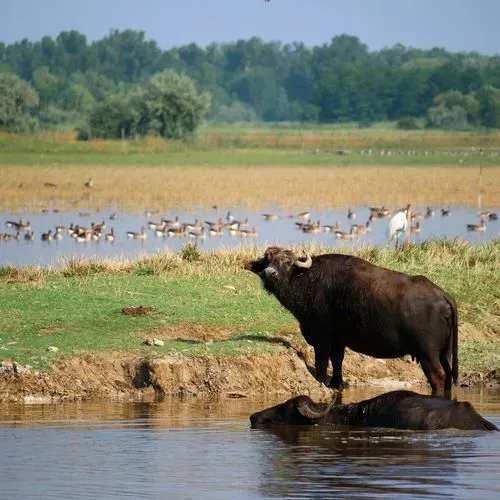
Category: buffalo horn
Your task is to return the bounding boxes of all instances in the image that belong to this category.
[296,397,333,420]
[294,253,312,269]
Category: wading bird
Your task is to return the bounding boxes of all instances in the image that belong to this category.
[387,204,411,245]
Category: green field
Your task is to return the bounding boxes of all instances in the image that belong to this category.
[1,125,500,166]
[1,241,499,376]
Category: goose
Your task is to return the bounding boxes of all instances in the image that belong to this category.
[127,226,147,239]
[466,220,486,232]
[295,219,312,229]
[24,231,35,241]
[232,217,249,229]
[54,227,64,240]
[479,211,498,221]
[410,221,422,234]
[92,221,106,232]
[205,217,225,230]
[295,211,311,220]
[334,226,357,239]
[155,226,167,237]
[226,210,234,222]
[148,219,165,230]
[109,212,117,220]
[354,220,372,234]
[441,208,451,217]
[188,227,206,240]
[209,226,224,237]
[5,218,30,231]
[105,228,115,242]
[2,232,20,241]
[76,231,91,243]
[323,222,342,233]
[347,208,356,220]
[228,218,248,230]
[17,219,31,231]
[167,226,186,237]
[370,206,390,218]
[162,216,180,229]
[73,225,91,238]
[41,230,53,241]
[302,220,322,234]
[240,226,258,238]
[184,219,204,232]
[425,207,435,218]
[262,213,279,221]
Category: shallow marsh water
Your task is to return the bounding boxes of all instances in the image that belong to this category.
[1,205,498,266]
[1,387,499,499]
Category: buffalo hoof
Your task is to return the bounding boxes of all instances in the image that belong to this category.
[328,380,346,390]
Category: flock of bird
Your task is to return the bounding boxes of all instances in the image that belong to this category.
[0,210,258,244]
[1,205,496,246]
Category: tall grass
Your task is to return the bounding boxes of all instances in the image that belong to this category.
[1,165,499,211]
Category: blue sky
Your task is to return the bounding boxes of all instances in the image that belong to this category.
[1,0,499,54]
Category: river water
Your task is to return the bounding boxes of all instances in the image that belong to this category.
[1,387,499,499]
[1,205,498,266]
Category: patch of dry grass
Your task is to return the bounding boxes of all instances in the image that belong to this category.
[1,165,499,211]
[0,265,46,285]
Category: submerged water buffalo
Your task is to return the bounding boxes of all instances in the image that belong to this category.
[250,390,498,431]
[245,247,458,394]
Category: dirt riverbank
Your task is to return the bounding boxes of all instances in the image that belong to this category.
[1,345,498,403]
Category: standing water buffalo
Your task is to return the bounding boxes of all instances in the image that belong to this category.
[245,247,458,394]
[250,390,498,431]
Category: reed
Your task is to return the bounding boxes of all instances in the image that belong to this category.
[1,165,499,211]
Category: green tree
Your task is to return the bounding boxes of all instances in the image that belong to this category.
[476,84,500,128]
[32,66,62,108]
[87,94,138,139]
[139,69,211,139]
[64,83,95,112]
[0,73,39,131]
[433,90,480,125]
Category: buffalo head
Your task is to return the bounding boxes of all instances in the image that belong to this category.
[245,247,312,286]
[250,395,333,426]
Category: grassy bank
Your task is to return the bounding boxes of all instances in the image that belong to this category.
[1,241,499,379]
[1,127,500,167]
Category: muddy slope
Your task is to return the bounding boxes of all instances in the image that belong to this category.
[0,347,434,403]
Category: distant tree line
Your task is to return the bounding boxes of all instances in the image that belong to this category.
[1,30,500,137]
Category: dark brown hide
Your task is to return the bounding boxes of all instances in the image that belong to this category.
[245,247,458,394]
[250,390,498,431]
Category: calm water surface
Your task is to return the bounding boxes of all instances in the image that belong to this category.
[1,205,498,266]
[1,387,499,499]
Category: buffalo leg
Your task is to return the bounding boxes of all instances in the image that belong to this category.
[313,335,332,385]
[314,347,330,385]
[420,358,446,395]
[440,349,453,397]
[328,344,345,390]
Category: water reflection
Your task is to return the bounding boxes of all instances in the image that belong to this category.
[0,389,499,499]
[1,205,498,266]
[252,425,461,498]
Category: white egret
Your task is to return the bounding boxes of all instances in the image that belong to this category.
[386,204,411,245]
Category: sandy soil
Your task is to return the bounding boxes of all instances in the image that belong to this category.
[0,345,441,404]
